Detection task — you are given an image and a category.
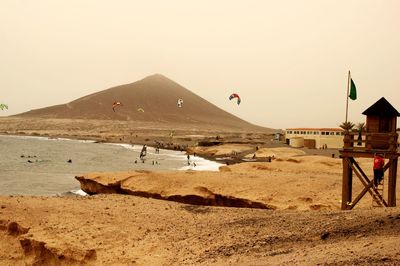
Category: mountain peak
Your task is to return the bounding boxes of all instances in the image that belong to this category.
[142,73,172,82]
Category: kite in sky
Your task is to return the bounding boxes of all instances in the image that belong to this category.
[177,98,183,108]
[0,104,8,110]
[112,101,122,112]
[229,93,241,105]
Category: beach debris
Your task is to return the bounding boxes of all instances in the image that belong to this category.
[229,93,241,105]
[112,101,123,112]
[177,98,183,108]
[67,159,72,163]
[0,103,8,110]
[137,107,145,113]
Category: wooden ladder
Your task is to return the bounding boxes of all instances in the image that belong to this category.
[372,178,385,207]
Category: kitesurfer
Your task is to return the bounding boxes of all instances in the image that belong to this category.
[140,145,147,159]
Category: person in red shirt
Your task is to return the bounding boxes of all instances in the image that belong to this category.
[373,153,385,187]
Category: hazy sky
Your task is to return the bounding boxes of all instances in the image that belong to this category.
[1,0,399,129]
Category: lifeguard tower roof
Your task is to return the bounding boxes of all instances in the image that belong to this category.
[362,97,400,116]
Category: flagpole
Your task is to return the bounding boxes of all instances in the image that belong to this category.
[345,70,350,123]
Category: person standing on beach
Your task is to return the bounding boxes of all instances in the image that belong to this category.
[187,154,190,165]
[373,153,385,187]
[140,145,147,159]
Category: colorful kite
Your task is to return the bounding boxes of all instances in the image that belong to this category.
[112,101,122,112]
[0,104,8,110]
[229,93,241,105]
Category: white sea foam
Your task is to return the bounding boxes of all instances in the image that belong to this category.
[69,189,88,196]
[2,134,95,143]
[178,156,223,171]
[107,142,223,171]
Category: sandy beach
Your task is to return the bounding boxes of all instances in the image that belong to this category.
[1,193,400,265]
[0,119,399,265]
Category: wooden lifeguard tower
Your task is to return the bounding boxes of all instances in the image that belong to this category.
[340,97,399,210]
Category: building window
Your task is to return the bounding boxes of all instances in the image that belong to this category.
[330,132,334,135]
[336,132,341,135]
[321,132,325,135]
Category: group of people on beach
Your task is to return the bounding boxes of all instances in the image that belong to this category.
[187,154,197,167]
[135,144,197,167]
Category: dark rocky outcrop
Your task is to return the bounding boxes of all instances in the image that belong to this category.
[75,175,277,210]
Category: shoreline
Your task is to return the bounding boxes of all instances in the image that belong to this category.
[0,117,278,165]
[0,133,224,169]
[0,132,258,165]
[0,134,223,197]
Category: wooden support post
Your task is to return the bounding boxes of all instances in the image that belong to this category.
[348,157,388,208]
[341,157,353,210]
[349,180,373,210]
[388,158,398,207]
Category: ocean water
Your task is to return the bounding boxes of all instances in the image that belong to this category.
[0,135,223,196]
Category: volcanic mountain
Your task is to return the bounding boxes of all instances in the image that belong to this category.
[17,74,269,131]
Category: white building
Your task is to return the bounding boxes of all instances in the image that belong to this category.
[285,128,345,149]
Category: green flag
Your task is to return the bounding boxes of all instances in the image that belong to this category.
[349,78,357,100]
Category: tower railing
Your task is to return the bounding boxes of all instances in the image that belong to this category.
[342,132,398,152]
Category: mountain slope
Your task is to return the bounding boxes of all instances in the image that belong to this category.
[17,74,270,131]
